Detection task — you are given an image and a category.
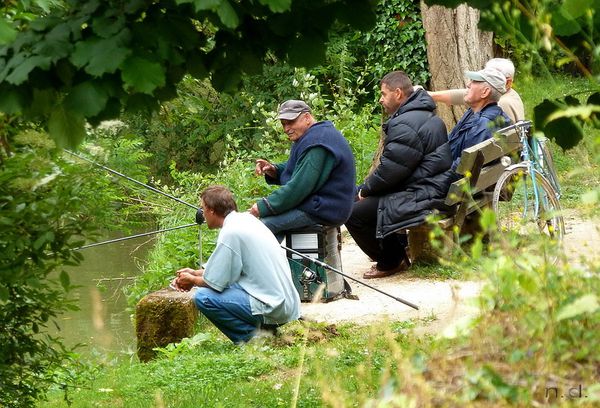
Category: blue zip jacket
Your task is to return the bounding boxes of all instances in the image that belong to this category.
[448,103,511,170]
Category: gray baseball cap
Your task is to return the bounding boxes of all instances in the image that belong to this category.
[465,67,507,94]
[277,99,311,120]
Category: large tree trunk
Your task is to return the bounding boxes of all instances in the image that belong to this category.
[421,1,493,129]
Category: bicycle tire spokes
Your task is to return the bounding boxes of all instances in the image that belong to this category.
[493,166,564,242]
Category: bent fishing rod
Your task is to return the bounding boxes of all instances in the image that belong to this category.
[283,245,419,310]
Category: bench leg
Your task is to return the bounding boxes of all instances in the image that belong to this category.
[406,227,453,263]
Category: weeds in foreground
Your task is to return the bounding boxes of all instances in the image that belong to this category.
[41,224,599,407]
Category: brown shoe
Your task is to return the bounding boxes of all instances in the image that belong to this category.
[362,259,410,279]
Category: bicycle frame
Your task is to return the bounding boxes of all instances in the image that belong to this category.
[495,120,563,237]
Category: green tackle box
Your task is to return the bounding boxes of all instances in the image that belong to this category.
[284,225,349,302]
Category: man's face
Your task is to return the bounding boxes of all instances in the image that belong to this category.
[200,199,218,229]
[379,83,403,116]
[280,112,311,142]
[464,80,488,107]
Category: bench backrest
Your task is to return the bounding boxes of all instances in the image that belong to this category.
[444,127,521,212]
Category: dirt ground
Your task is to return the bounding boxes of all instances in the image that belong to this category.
[300,211,600,332]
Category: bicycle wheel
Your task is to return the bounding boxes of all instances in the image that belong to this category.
[492,165,565,241]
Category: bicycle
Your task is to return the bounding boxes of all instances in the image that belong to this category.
[491,120,565,241]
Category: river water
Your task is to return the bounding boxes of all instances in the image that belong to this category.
[50,232,152,358]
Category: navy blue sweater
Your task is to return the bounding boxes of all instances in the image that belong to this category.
[279,121,356,225]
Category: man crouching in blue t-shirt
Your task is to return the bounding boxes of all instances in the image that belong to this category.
[172,185,301,344]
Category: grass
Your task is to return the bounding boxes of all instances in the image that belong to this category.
[39,74,600,407]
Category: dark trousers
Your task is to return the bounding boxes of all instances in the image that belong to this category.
[345,196,408,270]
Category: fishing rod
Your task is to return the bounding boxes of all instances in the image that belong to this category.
[64,149,198,210]
[65,149,206,266]
[65,149,417,309]
[74,223,198,250]
[282,245,419,310]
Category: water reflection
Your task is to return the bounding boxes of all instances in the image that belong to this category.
[50,232,151,357]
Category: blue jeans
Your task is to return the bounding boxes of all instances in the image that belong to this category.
[261,209,323,241]
[193,283,264,343]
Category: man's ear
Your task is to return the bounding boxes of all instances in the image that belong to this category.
[481,85,491,99]
[394,87,404,101]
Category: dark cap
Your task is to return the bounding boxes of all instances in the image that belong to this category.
[277,99,311,120]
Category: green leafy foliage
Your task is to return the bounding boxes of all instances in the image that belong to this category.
[0,0,376,148]
[0,130,113,407]
[425,0,600,151]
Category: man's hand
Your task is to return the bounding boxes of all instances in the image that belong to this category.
[248,203,260,217]
[255,159,277,178]
[171,267,204,292]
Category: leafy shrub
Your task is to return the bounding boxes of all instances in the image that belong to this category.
[0,131,111,407]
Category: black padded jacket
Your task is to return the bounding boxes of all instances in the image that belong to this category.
[360,88,454,238]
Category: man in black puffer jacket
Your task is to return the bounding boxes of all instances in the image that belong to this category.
[346,71,454,279]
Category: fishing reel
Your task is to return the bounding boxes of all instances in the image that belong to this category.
[195,208,205,225]
[300,267,319,284]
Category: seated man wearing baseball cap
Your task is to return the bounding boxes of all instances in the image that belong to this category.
[448,67,512,171]
[430,58,524,124]
[249,99,356,239]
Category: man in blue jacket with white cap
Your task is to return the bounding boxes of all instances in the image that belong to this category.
[448,67,512,170]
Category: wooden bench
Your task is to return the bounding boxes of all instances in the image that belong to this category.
[402,127,521,262]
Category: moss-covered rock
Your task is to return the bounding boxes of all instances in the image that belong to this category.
[135,289,198,362]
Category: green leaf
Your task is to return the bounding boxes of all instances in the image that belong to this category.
[33,233,48,250]
[64,81,109,117]
[288,33,327,68]
[217,0,239,29]
[336,0,376,31]
[92,14,126,38]
[32,23,73,59]
[546,104,600,122]
[0,86,27,115]
[552,7,581,36]
[258,0,292,13]
[189,0,221,10]
[48,104,87,148]
[0,19,17,45]
[479,208,496,231]
[563,0,592,19]
[470,238,482,259]
[71,32,131,77]
[556,294,599,321]
[29,88,57,117]
[211,62,241,93]
[59,270,71,290]
[121,56,166,94]
[534,98,562,128]
[0,286,8,302]
[544,117,583,150]
[186,54,208,79]
[5,56,53,85]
